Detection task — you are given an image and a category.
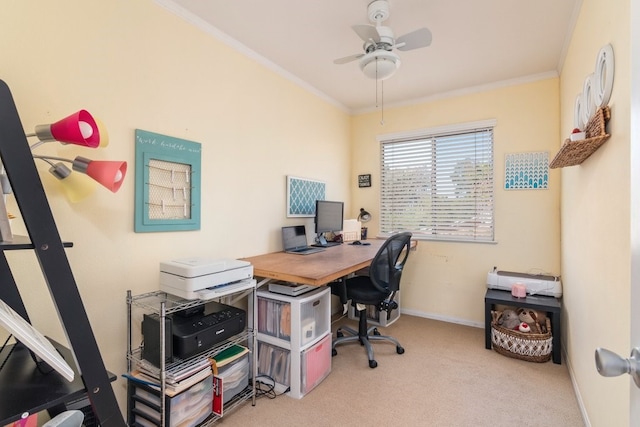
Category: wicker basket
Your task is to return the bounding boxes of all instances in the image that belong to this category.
[549,106,611,168]
[491,310,552,363]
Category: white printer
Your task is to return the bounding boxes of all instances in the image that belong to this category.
[486,268,562,298]
[160,257,255,300]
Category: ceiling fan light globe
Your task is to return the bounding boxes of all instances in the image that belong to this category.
[360,50,400,80]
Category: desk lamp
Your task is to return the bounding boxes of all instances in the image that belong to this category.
[357,208,371,223]
[357,208,371,240]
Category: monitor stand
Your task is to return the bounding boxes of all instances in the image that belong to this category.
[312,234,342,247]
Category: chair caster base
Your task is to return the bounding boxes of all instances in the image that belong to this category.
[332,348,337,357]
[397,346,405,354]
[369,359,378,368]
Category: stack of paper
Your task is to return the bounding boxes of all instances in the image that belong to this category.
[130,357,212,396]
[211,344,249,370]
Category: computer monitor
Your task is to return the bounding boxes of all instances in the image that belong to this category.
[314,200,344,246]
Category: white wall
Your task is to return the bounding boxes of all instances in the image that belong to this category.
[0,0,351,413]
[559,0,631,425]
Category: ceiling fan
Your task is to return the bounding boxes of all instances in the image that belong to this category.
[334,0,432,80]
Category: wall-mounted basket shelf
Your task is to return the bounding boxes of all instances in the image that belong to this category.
[549,106,611,168]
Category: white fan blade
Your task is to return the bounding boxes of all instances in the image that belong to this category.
[396,27,432,51]
[352,24,380,43]
[334,53,364,64]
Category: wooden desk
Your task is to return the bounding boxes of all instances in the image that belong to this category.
[242,240,388,286]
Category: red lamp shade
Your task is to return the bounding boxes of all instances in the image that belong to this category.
[72,156,127,193]
[33,110,100,148]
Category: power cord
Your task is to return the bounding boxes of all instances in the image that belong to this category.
[252,375,290,399]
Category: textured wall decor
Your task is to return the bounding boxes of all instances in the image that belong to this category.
[287,176,325,217]
[504,152,549,190]
[135,129,201,232]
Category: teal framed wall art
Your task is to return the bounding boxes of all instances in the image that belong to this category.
[286,176,325,217]
[134,129,201,232]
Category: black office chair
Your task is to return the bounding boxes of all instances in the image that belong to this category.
[331,232,412,368]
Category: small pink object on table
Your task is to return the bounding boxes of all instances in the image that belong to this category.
[511,283,527,298]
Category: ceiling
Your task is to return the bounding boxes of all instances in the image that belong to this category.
[158,0,581,113]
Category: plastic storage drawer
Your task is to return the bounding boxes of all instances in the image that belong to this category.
[257,341,291,388]
[300,333,331,395]
[131,375,213,427]
[257,286,330,344]
[217,354,250,404]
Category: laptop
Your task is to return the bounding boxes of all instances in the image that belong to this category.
[282,225,326,255]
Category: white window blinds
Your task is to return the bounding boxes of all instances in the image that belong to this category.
[380,124,494,242]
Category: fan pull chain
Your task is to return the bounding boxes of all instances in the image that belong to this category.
[374,79,385,126]
[380,79,385,125]
[374,62,384,126]
[375,61,380,107]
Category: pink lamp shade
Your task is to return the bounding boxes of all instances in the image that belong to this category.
[72,156,127,193]
[33,110,101,148]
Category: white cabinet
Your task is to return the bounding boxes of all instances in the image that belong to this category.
[256,286,331,399]
[347,290,401,327]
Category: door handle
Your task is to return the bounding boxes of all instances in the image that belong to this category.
[595,347,640,387]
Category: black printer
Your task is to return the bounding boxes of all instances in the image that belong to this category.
[142,301,246,366]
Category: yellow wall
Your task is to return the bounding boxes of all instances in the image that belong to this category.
[0,0,632,424]
[0,0,351,412]
[352,79,561,323]
[560,0,631,425]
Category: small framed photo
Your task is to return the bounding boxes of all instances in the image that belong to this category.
[358,174,371,188]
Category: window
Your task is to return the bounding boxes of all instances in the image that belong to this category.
[379,120,495,242]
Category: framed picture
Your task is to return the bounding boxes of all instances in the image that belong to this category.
[134,129,202,232]
[287,176,325,217]
[504,151,549,190]
[358,174,371,188]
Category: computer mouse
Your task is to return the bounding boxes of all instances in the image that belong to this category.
[351,240,362,245]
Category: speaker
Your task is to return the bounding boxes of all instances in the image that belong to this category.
[142,313,173,366]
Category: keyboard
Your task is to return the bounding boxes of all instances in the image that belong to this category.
[0,298,75,381]
[196,278,256,300]
[286,247,325,255]
[312,241,342,248]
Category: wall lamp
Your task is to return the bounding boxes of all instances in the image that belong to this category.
[25,110,126,197]
[27,110,103,148]
[32,155,127,193]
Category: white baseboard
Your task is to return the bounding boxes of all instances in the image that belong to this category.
[400,308,484,329]
[334,305,484,329]
[562,346,591,426]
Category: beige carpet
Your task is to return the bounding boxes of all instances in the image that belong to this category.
[221,315,585,426]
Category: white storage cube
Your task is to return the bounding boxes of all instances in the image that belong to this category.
[347,291,401,327]
[257,286,331,347]
[257,286,331,399]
